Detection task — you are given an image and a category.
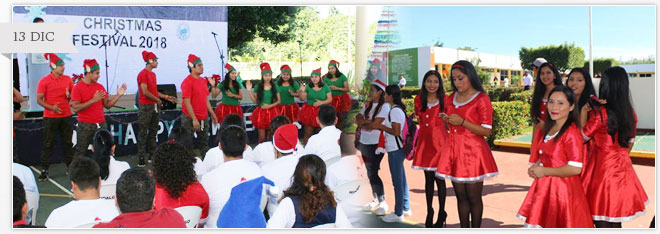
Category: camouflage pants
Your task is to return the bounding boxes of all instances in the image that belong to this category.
[74,122,107,158]
[41,117,74,170]
[137,104,160,161]
[180,114,210,157]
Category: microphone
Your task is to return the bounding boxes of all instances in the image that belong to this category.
[211,31,218,36]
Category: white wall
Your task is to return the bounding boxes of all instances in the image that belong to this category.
[418,46,432,87]
[592,78,655,129]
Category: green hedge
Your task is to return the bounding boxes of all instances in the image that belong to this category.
[402,98,416,116]
[401,87,420,99]
[510,90,533,104]
[487,101,531,147]
[485,87,525,102]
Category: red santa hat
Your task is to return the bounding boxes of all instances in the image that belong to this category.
[272,124,299,154]
[372,79,387,91]
[369,58,382,68]
[375,131,387,155]
[280,64,292,74]
[310,67,322,77]
[187,54,201,68]
[141,50,157,64]
[260,62,272,75]
[83,59,100,74]
[44,53,63,70]
[328,60,340,68]
[225,63,236,73]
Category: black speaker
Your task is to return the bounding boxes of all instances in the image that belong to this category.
[157,84,177,110]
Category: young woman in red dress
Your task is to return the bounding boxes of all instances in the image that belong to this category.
[565,68,597,190]
[436,60,498,228]
[517,86,593,228]
[529,62,563,165]
[581,67,648,228]
[411,70,449,228]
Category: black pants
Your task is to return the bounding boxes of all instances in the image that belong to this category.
[360,143,385,200]
[41,117,74,170]
[138,104,160,161]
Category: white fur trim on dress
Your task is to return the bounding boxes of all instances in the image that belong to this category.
[581,130,591,141]
[567,161,583,168]
[481,124,492,129]
[411,166,438,171]
[434,172,499,183]
[516,214,543,228]
[453,91,481,108]
[592,200,649,222]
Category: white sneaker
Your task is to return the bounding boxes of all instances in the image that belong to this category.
[403,209,413,217]
[362,198,379,211]
[374,201,388,215]
[381,213,404,223]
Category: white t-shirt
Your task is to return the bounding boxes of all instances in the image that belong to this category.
[359,102,391,145]
[45,199,119,228]
[193,157,206,181]
[382,107,406,152]
[523,75,533,86]
[248,141,276,167]
[398,78,406,86]
[266,197,352,228]
[200,159,263,228]
[202,145,254,175]
[101,156,130,186]
[13,162,38,194]
[302,126,341,161]
[261,154,301,217]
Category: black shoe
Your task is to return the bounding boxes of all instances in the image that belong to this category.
[38,170,49,181]
[425,208,434,228]
[433,210,447,228]
[137,158,146,167]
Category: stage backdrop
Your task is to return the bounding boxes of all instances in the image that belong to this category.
[13,6,229,108]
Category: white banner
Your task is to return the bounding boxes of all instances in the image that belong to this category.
[14,13,228,95]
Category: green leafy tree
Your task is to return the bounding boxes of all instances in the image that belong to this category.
[457,46,477,52]
[228,6,301,49]
[583,58,619,76]
[619,56,655,65]
[519,42,585,72]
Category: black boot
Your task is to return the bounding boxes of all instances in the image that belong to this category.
[434,210,447,228]
[425,208,434,228]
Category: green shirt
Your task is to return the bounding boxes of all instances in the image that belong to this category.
[305,85,331,105]
[323,74,348,96]
[217,82,240,106]
[252,83,280,105]
[277,81,300,105]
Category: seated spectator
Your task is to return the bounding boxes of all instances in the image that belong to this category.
[267,154,352,228]
[93,168,186,228]
[203,114,254,174]
[13,176,45,228]
[200,126,263,228]
[153,142,210,226]
[13,162,38,225]
[89,129,130,187]
[167,127,205,180]
[249,115,297,167]
[301,105,341,162]
[45,157,120,228]
[262,123,302,217]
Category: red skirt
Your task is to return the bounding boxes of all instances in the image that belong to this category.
[330,93,352,113]
[278,104,300,123]
[298,104,320,128]
[250,106,281,130]
[215,103,243,124]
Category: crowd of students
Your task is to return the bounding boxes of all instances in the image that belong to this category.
[12,51,649,228]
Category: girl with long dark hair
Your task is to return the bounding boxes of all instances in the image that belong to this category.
[323,60,352,130]
[298,68,333,145]
[276,65,302,123]
[565,67,597,189]
[529,62,563,165]
[375,85,412,223]
[517,86,593,228]
[247,62,282,143]
[411,70,449,228]
[436,60,498,228]
[213,63,244,123]
[90,129,129,186]
[267,154,352,228]
[355,79,391,216]
[582,66,647,228]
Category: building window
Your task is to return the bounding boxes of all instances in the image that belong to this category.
[500,70,508,80]
[640,73,652,78]
[511,71,521,77]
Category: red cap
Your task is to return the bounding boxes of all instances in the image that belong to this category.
[225,63,236,73]
[83,59,100,74]
[260,62,272,75]
[44,53,63,69]
[328,60,340,68]
[272,124,299,154]
[280,64,292,74]
[188,54,201,68]
[311,67,322,76]
[142,50,157,63]
[370,58,382,67]
[372,79,386,91]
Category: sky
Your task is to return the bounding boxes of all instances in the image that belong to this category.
[390,6,655,61]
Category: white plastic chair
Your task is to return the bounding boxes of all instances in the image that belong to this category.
[25,191,39,225]
[312,223,336,228]
[324,156,341,167]
[174,206,202,228]
[75,221,100,228]
[332,180,364,203]
[99,183,116,200]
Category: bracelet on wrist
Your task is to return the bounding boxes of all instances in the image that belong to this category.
[461,119,466,126]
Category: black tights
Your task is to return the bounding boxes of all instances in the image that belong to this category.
[424,171,446,227]
[594,221,621,228]
[452,181,484,228]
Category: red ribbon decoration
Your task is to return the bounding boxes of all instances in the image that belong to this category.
[72,74,83,83]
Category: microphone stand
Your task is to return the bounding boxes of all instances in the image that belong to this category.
[211,32,225,80]
[99,29,121,93]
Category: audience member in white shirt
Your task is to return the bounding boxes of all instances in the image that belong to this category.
[200,126,264,228]
[301,105,341,162]
[202,114,254,174]
[267,155,352,228]
[246,115,292,167]
[13,162,39,225]
[262,124,302,217]
[45,157,120,228]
